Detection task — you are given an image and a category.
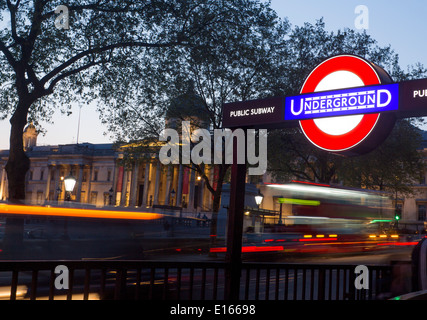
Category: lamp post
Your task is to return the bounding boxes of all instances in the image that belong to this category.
[56,187,61,202]
[255,190,263,209]
[62,173,76,240]
[254,190,264,233]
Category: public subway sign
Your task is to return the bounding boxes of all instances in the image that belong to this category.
[222,54,427,156]
[222,96,285,129]
[284,83,399,121]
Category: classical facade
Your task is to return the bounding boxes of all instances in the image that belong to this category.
[0,140,117,207]
[0,141,216,212]
[0,86,217,213]
[113,156,215,211]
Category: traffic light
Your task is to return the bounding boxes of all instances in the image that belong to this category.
[394,208,402,221]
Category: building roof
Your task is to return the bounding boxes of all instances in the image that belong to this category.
[165,82,210,128]
[0,143,116,158]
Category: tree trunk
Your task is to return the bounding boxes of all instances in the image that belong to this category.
[5,113,30,202]
[2,100,31,257]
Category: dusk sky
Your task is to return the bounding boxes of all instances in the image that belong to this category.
[0,1,426,150]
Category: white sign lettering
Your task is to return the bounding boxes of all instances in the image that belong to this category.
[414,89,427,98]
[229,106,275,117]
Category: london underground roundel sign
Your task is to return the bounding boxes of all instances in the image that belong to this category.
[298,54,396,156]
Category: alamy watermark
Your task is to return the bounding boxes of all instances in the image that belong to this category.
[354,265,369,290]
[55,5,69,30]
[354,5,369,30]
[54,264,69,290]
[159,121,267,175]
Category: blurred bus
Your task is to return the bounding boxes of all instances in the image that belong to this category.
[265,180,394,221]
[234,181,402,254]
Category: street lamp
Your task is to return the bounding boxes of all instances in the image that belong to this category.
[63,173,76,201]
[255,190,264,208]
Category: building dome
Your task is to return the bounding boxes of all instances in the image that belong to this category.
[23,122,38,151]
[165,82,210,130]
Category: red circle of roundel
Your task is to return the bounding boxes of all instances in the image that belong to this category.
[299,55,381,152]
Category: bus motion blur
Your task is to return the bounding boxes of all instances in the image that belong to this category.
[224,181,414,254]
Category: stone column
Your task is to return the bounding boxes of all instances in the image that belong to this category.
[53,166,60,201]
[129,162,139,207]
[142,162,150,206]
[164,166,172,205]
[199,169,205,211]
[0,167,5,200]
[75,165,84,203]
[44,165,52,201]
[120,168,129,206]
[87,165,94,202]
[188,167,195,211]
[153,161,161,205]
[176,164,183,207]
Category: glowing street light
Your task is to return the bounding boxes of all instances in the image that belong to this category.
[63,173,76,201]
[255,191,263,208]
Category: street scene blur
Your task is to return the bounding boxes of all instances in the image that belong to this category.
[0,0,426,303]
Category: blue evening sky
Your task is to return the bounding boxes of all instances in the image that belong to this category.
[270,0,427,69]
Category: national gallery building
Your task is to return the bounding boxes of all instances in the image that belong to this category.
[0,88,218,213]
[0,135,215,213]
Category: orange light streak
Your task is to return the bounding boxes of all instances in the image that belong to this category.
[298,237,338,242]
[0,204,163,221]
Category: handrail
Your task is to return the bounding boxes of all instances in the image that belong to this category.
[0,260,392,300]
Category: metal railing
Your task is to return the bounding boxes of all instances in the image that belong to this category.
[0,260,392,300]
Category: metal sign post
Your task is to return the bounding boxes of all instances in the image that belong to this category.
[224,135,247,300]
